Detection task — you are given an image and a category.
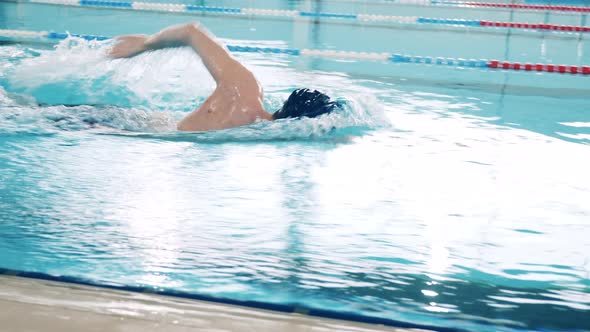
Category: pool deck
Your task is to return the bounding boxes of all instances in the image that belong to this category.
[0,275,429,332]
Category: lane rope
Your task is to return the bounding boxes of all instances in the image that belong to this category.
[242,0,590,13]
[430,0,590,13]
[25,0,590,34]
[1,29,588,75]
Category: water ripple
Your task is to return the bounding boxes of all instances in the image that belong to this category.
[1,39,589,332]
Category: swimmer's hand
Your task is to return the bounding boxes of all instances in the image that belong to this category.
[108,35,148,58]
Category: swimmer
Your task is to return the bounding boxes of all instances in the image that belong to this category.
[109,22,340,132]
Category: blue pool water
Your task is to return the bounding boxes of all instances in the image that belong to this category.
[1,0,590,331]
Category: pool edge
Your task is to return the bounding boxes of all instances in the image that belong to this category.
[0,274,434,332]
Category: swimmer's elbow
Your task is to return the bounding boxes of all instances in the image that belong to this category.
[181,23,199,38]
[177,121,190,131]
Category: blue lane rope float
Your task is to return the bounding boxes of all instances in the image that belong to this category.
[186,5,240,13]
[79,0,131,7]
[0,29,589,75]
[46,31,111,41]
[299,11,359,19]
[226,45,300,55]
[26,0,590,34]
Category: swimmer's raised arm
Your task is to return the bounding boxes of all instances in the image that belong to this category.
[109,23,252,86]
[107,22,337,132]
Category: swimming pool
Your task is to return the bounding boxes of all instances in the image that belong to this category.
[1,0,589,331]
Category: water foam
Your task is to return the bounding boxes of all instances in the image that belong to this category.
[0,37,389,140]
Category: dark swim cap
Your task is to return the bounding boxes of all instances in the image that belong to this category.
[272,88,340,120]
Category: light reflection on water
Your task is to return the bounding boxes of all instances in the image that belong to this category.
[0,39,589,331]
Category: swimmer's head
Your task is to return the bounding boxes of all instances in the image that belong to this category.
[273,88,340,120]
